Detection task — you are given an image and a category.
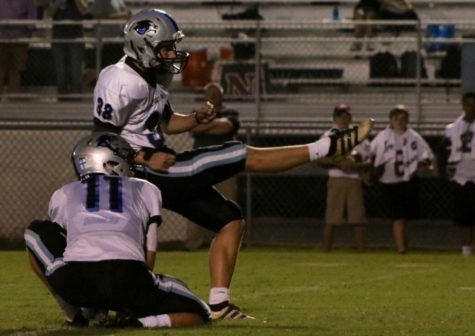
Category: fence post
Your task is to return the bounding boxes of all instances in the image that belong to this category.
[416,19,423,128]
[254,11,262,127]
[95,20,103,77]
[245,126,253,247]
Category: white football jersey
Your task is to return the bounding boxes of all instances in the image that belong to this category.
[48,175,162,262]
[444,117,475,184]
[93,57,171,151]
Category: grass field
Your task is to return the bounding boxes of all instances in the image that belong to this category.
[2,248,475,336]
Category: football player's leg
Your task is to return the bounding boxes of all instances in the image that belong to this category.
[386,182,410,254]
[179,195,244,291]
[135,141,246,188]
[125,272,210,327]
[24,220,86,326]
[393,219,407,254]
[244,119,375,172]
[453,182,474,256]
[25,220,66,295]
[209,218,245,289]
[164,187,252,319]
[323,178,346,252]
[138,156,246,293]
[347,179,367,252]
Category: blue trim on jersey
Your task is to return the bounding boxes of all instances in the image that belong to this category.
[109,177,123,213]
[144,144,246,177]
[155,274,210,314]
[86,177,100,212]
[146,133,165,148]
[173,144,244,168]
[24,229,55,268]
[45,258,66,276]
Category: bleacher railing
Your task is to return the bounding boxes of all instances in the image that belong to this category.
[0,18,472,120]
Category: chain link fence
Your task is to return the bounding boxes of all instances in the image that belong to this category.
[0,11,470,250]
[0,125,199,249]
[0,122,458,250]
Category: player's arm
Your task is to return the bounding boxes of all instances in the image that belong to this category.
[317,156,346,169]
[190,109,239,136]
[143,183,162,270]
[189,117,234,136]
[145,216,162,269]
[133,149,176,172]
[162,101,216,134]
[417,135,435,173]
[367,154,384,184]
[318,155,365,173]
[367,135,386,182]
[417,158,434,173]
[145,222,158,270]
[437,134,455,179]
[132,102,176,172]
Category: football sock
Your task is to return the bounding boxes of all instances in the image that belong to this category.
[308,137,331,161]
[209,287,229,307]
[139,314,171,328]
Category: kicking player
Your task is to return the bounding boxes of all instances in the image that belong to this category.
[92,8,375,319]
[24,132,210,328]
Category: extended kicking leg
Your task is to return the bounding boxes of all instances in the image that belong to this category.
[245,119,374,172]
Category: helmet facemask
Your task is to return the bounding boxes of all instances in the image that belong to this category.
[103,160,130,177]
[148,39,189,74]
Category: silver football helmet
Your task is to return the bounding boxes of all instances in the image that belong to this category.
[123,9,189,74]
[71,132,134,180]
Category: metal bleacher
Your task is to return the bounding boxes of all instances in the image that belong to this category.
[1,0,474,134]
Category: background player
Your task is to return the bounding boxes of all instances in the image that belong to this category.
[92,8,375,319]
[370,105,433,253]
[440,92,475,256]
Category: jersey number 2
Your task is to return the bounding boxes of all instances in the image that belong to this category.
[394,149,405,177]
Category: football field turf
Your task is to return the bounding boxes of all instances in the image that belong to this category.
[1,248,475,336]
